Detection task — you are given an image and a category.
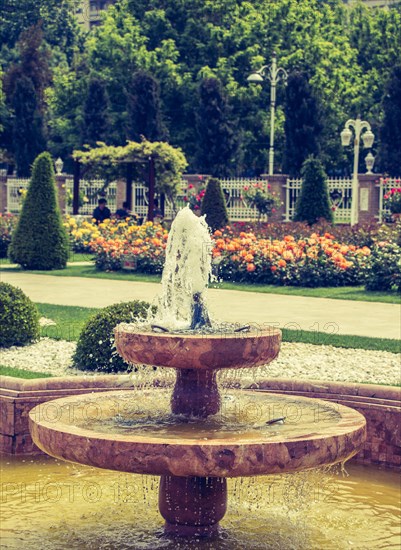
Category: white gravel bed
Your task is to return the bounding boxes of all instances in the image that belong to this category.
[0,338,399,386]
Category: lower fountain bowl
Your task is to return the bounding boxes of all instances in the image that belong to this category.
[29,389,366,477]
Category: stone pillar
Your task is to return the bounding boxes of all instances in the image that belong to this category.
[55,175,67,215]
[260,173,287,222]
[358,174,381,224]
[116,179,126,211]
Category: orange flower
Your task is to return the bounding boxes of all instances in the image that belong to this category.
[271,265,277,272]
[245,254,254,263]
[247,263,256,272]
[278,259,287,268]
[214,230,223,237]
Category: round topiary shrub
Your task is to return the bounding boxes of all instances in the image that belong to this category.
[73,301,154,372]
[0,282,40,348]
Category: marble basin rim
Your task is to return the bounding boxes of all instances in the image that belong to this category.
[29,390,366,478]
[114,326,282,370]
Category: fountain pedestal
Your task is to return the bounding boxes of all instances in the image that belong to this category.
[171,369,220,418]
[159,475,227,537]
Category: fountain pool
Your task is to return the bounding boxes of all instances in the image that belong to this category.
[1,455,400,549]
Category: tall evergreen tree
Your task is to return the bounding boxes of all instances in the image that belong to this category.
[379,65,401,176]
[9,151,69,269]
[12,76,46,176]
[126,71,166,142]
[294,156,333,225]
[195,78,237,177]
[283,71,323,177]
[81,77,110,147]
[3,24,51,112]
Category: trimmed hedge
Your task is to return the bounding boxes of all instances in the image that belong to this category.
[0,283,40,348]
[73,301,154,372]
[8,152,69,270]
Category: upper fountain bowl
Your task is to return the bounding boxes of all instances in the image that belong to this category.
[114,326,281,370]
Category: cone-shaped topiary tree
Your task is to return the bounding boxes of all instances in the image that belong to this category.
[201,177,229,231]
[9,152,69,269]
[294,156,333,225]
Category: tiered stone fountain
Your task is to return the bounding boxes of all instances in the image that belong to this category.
[29,207,366,538]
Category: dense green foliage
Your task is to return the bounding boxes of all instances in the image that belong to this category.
[127,71,166,141]
[8,152,69,269]
[1,0,401,176]
[283,71,323,176]
[201,177,229,231]
[294,156,333,225]
[379,65,401,176]
[73,300,153,372]
[81,77,110,147]
[0,282,40,348]
[195,78,237,177]
[11,76,46,176]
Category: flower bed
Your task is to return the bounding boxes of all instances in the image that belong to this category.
[212,228,371,287]
[88,219,168,272]
[5,213,398,290]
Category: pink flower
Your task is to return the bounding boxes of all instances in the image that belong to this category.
[188,184,194,189]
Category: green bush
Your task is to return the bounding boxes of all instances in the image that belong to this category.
[201,177,229,232]
[73,301,154,372]
[8,152,70,269]
[365,242,401,292]
[0,283,40,348]
[294,156,333,225]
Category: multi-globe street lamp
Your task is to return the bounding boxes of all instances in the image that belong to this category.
[340,115,374,226]
[248,52,288,176]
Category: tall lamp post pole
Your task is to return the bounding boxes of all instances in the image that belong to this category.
[340,115,374,226]
[248,52,287,176]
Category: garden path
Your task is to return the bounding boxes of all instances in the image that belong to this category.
[1,272,399,340]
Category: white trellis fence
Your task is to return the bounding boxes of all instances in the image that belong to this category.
[131,178,261,221]
[6,178,29,213]
[284,178,353,223]
[65,179,117,215]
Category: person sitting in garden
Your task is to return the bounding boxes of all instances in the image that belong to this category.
[115,201,131,220]
[115,201,140,223]
[92,198,111,224]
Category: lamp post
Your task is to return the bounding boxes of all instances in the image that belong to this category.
[247,52,287,176]
[340,115,374,226]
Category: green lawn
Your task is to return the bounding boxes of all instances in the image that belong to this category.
[1,264,399,304]
[0,365,53,379]
[0,252,94,265]
[38,303,98,341]
[36,303,400,353]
